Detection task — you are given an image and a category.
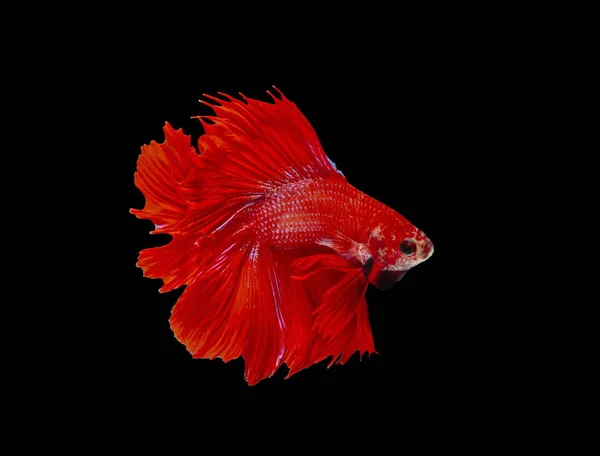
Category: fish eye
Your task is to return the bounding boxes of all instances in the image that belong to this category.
[399,239,417,256]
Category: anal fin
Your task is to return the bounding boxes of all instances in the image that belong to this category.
[290,253,376,373]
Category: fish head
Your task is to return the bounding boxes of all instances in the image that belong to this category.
[363,223,434,290]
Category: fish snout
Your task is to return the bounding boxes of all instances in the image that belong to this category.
[419,239,434,261]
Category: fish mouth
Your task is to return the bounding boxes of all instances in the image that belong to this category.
[371,270,408,290]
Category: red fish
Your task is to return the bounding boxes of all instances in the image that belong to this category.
[131,88,434,385]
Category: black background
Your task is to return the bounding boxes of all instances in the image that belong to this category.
[9,6,580,446]
[17,7,582,446]
[113,40,517,408]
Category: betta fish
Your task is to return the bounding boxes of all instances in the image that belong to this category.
[131,87,434,385]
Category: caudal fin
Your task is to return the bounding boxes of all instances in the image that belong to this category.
[131,123,207,292]
[130,122,195,232]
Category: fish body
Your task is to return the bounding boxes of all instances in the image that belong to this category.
[132,88,433,384]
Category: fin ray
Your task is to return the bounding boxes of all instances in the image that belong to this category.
[287,253,377,374]
[169,240,287,385]
[130,123,197,231]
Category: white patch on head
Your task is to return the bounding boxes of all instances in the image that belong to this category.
[378,247,388,263]
[370,226,384,241]
[385,257,412,272]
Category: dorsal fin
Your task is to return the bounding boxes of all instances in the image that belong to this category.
[192,87,346,192]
